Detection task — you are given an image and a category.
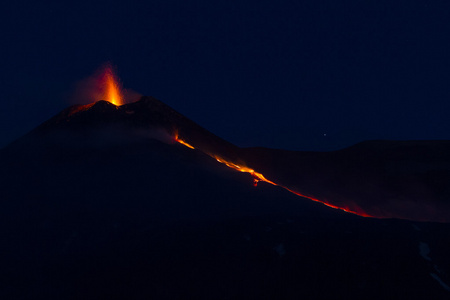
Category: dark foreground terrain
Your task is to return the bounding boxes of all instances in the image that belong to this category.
[1,132,450,299]
[1,97,450,299]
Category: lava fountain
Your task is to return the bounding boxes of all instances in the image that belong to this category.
[99,64,124,106]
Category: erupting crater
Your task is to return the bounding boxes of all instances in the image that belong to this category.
[100,64,124,106]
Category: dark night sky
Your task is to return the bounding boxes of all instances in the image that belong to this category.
[1,0,450,150]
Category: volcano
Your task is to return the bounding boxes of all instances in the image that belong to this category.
[1,96,450,299]
[16,96,450,222]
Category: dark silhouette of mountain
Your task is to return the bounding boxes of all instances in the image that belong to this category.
[1,96,450,299]
[27,97,241,163]
[15,96,450,222]
[240,140,450,222]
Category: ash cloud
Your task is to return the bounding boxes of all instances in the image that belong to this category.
[122,89,142,104]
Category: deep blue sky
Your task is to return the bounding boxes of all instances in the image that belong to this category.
[1,0,450,150]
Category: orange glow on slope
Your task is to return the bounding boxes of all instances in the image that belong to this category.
[282,187,371,217]
[214,156,276,186]
[173,132,371,218]
[214,155,371,217]
[174,131,195,149]
[177,139,195,149]
[211,155,370,217]
[101,65,123,106]
[67,102,96,117]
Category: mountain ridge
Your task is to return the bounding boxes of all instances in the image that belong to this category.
[5,96,450,222]
[2,96,450,298]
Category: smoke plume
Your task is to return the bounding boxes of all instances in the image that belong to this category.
[68,63,141,105]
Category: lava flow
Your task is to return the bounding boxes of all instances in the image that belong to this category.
[173,133,369,217]
[174,131,195,149]
[213,156,276,187]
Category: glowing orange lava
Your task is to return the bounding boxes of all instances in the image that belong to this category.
[214,155,370,217]
[102,65,123,106]
[283,187,371,217]
[174,131,195,149]
[173,132,370,218]
[177,139,195,149]
[214,156,276,186]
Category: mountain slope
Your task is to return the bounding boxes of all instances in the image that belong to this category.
[240,140,450,222]
[1,97,450,298]
[7,96,450,223]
